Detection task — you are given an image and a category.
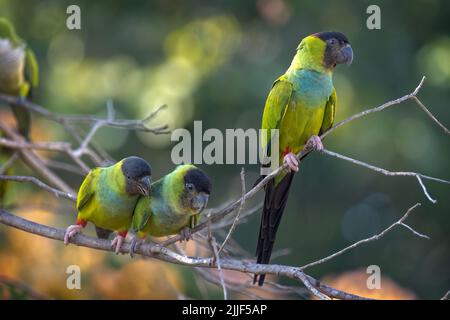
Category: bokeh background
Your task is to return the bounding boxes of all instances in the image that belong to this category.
[0,0,449,299]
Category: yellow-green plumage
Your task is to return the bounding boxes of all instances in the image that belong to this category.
[75,157,152,235]
[261,36,336,180]
[133,164,209,239]
[77,163,136,233]
[256,32,352,285]
[0,18,39,138]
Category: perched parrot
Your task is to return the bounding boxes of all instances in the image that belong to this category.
[64,156,152,254]
[129,164,211,255]
[254,32,353,285]
[0,17,39,138]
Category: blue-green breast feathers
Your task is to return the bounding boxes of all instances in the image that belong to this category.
[286,69,333,108]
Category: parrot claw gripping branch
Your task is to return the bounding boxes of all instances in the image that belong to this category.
[0,20,450,300]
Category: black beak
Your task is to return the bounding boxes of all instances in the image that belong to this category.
[336,45,353,66]
[193,193,209,212]
[137,176,152,196]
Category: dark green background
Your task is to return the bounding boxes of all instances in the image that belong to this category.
[1,0,449,299]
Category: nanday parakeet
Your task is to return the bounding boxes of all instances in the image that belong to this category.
[64,156,152,254]
[0,17,39,138]
[130,164,211,255]
[255,32,353,285]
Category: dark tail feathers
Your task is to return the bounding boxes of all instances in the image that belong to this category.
[254,172,294,286]
[10,101,31,139]
[95,226,113,239]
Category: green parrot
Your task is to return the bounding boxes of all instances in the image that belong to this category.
[0,17,39,138]
[254,32,353,285]
[129,164,211,255]
[64,156,152,253]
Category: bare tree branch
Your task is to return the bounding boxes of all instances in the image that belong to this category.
[0,208,370,300]
[300,203,427,270]
[218,168,246,254]
[441,290,450,300]
[411,96,450,136]
[0,152,19,174]
[207,229,228,300]
[0,120,74,194]
[0,175,76,201]
[321,77,448,138]
[322,149,449,203]
[0,94,170,134]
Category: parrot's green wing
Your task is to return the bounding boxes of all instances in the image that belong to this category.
[132,196,152,232]
[319,88,336,134]
[261,77,293,156]
[76,169,98,211]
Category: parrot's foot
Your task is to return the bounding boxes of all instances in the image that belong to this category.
[179,227,193,242]
[283,152,299,172]
[306,135,324,152]
[111,234,125,254]
[129,237,145,258]
[64,224,83,245]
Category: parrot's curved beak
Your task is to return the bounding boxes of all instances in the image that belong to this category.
[137,176,152,196]
[192,193,209,212]
[336,44,353,66]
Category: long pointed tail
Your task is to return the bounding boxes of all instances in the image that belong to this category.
[254,172,294,286]
[10,102,31,139]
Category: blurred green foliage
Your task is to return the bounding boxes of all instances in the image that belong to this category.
[0,0,449,299]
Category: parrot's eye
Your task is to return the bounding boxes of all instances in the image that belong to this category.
[186,183,195,192]
[329,39,337,45]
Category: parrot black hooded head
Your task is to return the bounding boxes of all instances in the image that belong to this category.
[314,31,353,68]
[168,165,212,214]
[294,31,353,72]
[121,156,152,196]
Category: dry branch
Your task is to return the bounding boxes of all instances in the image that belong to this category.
[301,203,427,270]
[0,208,370,300]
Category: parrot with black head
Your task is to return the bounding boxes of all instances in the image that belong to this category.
[130,164,211,256]
[64,156,152,254]
[255,31,353,285]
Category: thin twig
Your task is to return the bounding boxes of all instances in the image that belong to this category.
[0,152,19,174]
[411,96,450,135]
[0,94,170,134]
[0,121,74,194]
[194,268,264,300]
[322,149,449,203]
[0,175,76,201]
[0,137,72,152]
[207,214,228,300]
[321,76,448,138]
[441,290,450,300]
[218,168,246,254]
[301,203,427,270]
[44,159,85,176]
